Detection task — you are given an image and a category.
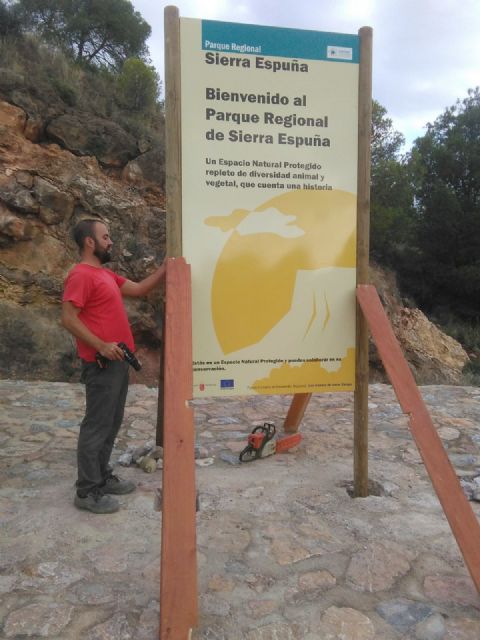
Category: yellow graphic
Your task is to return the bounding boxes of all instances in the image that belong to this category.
[205,208,250,231]
[252,347,355,394]
[205,189,356,354]
[303,293,318,339]
[322,294,331,330]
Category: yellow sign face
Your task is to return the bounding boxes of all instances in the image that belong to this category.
[180,18,359,397]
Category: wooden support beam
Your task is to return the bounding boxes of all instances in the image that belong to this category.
[164,5,182,258]
[157,5,183,448]
[353,26,373,498]
[357,284,480,594]
[160,257,197,639]
[283,393,312,433]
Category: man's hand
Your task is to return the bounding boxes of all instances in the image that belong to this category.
[121,261,166,297]
[98,342,125,361]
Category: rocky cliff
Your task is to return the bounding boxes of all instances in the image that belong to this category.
[0,93,165,384]
[370,265,469,384]
[0,77,469,386]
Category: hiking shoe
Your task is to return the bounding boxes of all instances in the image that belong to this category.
[74,491,119,514]
[102,474,136,495]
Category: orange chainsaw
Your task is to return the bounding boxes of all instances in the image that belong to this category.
[239,422,302,463]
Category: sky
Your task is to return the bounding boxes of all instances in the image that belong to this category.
[132,0,480,150]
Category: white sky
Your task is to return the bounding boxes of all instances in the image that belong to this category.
[133,0,480,150]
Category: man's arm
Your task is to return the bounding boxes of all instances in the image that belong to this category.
[120,262,166,298]
[61,301,124,360]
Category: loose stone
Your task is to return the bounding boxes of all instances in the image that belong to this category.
[195,445,210,459]
[219,451,241,465]
[196,457,215,467]
[118,451,133,466]
[138,456,157,473]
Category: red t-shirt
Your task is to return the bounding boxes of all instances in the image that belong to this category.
[63,263,135,362]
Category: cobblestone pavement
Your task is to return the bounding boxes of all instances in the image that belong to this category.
[1,380,480,639]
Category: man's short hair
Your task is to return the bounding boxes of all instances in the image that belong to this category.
[72,218,102,251]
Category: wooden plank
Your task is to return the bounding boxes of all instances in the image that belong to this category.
[160,257,197,639]
[353,26,373,498]
[357,284,480,593]
[283,393,312,433]
[164,5,182,258]
[157,3,182,485]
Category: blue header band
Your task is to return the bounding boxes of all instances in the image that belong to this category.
[202,19,359,64]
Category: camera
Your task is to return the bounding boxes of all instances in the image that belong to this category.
[118,342,142,371]
[95,343,142,371]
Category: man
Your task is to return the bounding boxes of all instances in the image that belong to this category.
[62,218,165,514]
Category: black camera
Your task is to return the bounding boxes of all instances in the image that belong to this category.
[118,342,142,371]
[95,343,142,371]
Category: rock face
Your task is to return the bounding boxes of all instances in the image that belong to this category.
[46,113,139,167]
[0,99,165,383]
[370,264,469,384]
[395,308,469,383]
[123,147,165,188]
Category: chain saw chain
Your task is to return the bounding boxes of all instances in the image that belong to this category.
[239,422,302,463]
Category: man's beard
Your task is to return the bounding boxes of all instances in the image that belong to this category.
[93,241,111,264]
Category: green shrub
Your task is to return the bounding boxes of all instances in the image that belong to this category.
[0,1,22,37]
[51,78,78,106]
[117,58,160,114]
[461,360,480,387]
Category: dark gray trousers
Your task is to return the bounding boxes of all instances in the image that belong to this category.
[77,360,129,495]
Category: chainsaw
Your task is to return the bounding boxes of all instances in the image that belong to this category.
[239,422,302,463]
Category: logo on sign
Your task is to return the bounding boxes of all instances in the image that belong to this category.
[220,379,234,389]
[327,45,353,60]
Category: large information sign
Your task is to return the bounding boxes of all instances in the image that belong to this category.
[180,18,359,397]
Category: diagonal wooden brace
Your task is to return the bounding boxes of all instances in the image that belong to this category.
[357,284,480,594]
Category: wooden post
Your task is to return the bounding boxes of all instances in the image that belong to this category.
[353,26,373,498]
[164,5,182,258]
[160,258,197,639]
[284,393,312,433]
[156,5,183,446]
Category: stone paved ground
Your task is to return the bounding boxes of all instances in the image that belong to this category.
[1,380,480,639]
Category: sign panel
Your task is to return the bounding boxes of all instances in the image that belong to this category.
[180,18,359,397]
